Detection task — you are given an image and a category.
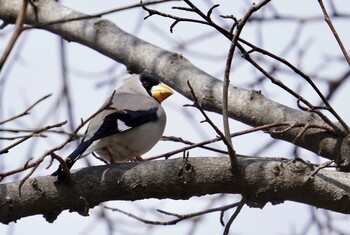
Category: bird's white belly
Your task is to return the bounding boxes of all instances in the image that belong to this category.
[84,116,166,163]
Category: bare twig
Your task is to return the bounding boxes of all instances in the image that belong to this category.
[145,122,303,161]
[222,0,271,170]
[50,153,74,185]
[0,127,79,137]
[47,90,116,175]
[325,70,350,101]
[0,91,115,181]
[0,94,52,125]
[161,136,228,154]
[25,0,179,31]
[0,0,28,72]
[238,24,348,134]
[186,81,234,159]
[244,54,344,134]
[181,0,230,37]
[306,160,335,182]
[0,121,67,155]
[0,133,46,140]
[269,121,335,148]
[58,38,76,133]
[142,2,210,33]
[293,122,313,142]
[223,198,245,235]
[104,202,240,225]
[317,0,350,66]
[222,23,238,169]
[144,0,347,134]
[190,1,346,135]
[0,121,67,181]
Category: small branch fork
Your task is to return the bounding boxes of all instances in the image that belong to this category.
[105,198,246,235]
[142,0,349,134]
[221,1,271,170]
[0,91,116,186]
[0,94,52,153]
[103,201,241,226]
[186,81,236,169]
[160,136,229,155]
[0,94,51,125]
[306,160,335,182]
[0,121,67,156]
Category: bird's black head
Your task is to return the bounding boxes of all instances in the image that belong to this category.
[139,72,160,95]
[139,72,173,103]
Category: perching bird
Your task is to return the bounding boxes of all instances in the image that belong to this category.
[52,72,173,180]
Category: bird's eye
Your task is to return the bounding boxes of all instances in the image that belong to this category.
[142,80,149,88]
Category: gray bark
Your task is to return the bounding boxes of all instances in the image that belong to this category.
[1,157,350,224]
[1,0,350,224]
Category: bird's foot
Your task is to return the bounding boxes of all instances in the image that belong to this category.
[132,155,144,161]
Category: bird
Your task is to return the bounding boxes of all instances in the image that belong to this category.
[52,72,173,180]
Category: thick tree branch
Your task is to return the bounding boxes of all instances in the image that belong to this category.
[0,0,348,167]
[1,156,350,224]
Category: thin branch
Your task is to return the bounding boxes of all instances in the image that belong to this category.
[222,21,238,169]
[245,41,349,134]
[48,90,116,173]
[243,53,344,134]
[0,0,28,72]
[317,0,350,66]
[223,198,246,235]
[104,202,240,225]
[59,38,76,132]
[181,0,232,39]
[161,136,228,154]
[50,153,74,185]
[145,122,310,161]
[0,127,79,137]
[153,0,347,134]
[142,2,210,33]
[24,0,178,30]
[206,4,220,23]
[0,94,52,125]
[177,1,346,134]
[222,0,271,170]
[0,91,115,181]
[0,121,67,155]
[306,160,335,182]
[186,81,234,158]
[0,133,46,140]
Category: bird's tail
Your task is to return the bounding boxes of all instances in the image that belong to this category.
[51,139,94,180]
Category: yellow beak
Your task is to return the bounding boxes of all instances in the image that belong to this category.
[151,83,174,103]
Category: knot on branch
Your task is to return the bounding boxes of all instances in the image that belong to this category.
[336,134,350,172]
[286,158,314,174]
[177,158,195,185]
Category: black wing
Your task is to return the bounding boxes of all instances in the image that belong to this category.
[52,108,158,180]
[91,107,159,140]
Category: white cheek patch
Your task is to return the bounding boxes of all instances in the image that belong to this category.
[117,119,132,132]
